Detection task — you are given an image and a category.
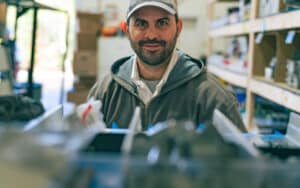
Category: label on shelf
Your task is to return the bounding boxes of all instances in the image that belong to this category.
[255,33,264,44]
[261,19,267,32]
[286,30,296,44]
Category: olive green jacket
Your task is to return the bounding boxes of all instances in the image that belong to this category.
[89,51,246,132]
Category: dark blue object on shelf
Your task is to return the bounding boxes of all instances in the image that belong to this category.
[14,82,42,101]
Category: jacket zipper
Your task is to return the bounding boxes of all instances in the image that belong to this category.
[143,103,149,129]
[143,98,158,129]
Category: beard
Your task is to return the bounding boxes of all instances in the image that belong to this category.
[128,32,178,66]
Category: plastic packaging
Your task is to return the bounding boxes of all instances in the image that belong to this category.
[76,100,106,132]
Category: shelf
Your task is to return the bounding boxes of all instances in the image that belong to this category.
[209,10,300,38]
[208,1,300,130]
[207,64,248,88]
[249,77,300,113]
[252,10,300,33]
[209,21,250,37]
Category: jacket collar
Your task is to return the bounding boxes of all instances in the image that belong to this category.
[111,50,205,94]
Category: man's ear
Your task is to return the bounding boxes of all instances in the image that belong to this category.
[177,18,183,34]
[119,20,129,36]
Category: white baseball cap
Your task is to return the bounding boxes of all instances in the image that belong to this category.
[127,0,178,21]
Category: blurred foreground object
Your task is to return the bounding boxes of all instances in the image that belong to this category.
[0,95,44,121]
[0,129,88,188]
[76,100,106,131]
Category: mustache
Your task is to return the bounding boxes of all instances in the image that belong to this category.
[139,40,166,46]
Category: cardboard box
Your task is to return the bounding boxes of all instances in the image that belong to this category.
[74,83,92,91]
[78,76,97,84]
[67,90,89,105]
[76,12,102,34]
[74,79,95,90]
[0,3,6,24]
[0,3,6,39]
[73,51,98,76]
[77,33,98,50]
[74,76,96,90]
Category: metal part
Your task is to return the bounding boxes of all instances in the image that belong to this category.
[23,105,63,131]
[213,109,261,158]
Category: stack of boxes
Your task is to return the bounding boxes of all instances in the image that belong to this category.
[0,45,13,96]
[0,3,12,96]
[0,2,7,38]
[67,11,103,105]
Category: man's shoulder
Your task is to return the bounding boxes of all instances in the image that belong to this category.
[176,50,205,67]
[194,72,235,99]
[111,55,134,73]
[109,55,135,84]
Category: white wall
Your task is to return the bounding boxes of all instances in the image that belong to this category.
[98,37,133,80]
[178,0,208,58]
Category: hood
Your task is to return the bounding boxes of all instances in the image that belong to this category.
[110,50,205,93]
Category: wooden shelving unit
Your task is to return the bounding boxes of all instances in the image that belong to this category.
[252,10,300,33]
[207,64,248,88]
[209,11,300,37]
[209,21,250,37]
[207,0,300,131]
[249,77,300,114]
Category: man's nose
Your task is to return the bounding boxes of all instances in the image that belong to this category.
[144,24,159,40]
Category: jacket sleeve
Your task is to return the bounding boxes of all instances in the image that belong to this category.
[218,101,246,132]
[199,74,247,132]
[201,96,246,133]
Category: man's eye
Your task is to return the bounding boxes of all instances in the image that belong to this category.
[135,20,147,28]
[157,19,169,28]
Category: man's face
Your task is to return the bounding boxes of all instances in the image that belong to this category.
[126,6,182,66]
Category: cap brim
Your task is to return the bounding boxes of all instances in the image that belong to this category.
[127,1,176,21]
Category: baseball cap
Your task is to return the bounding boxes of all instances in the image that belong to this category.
[127,0,178,21]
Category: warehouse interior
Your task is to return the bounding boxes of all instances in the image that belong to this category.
[1,0,300,187]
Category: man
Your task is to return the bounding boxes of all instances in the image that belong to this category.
[88,0,246,131]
